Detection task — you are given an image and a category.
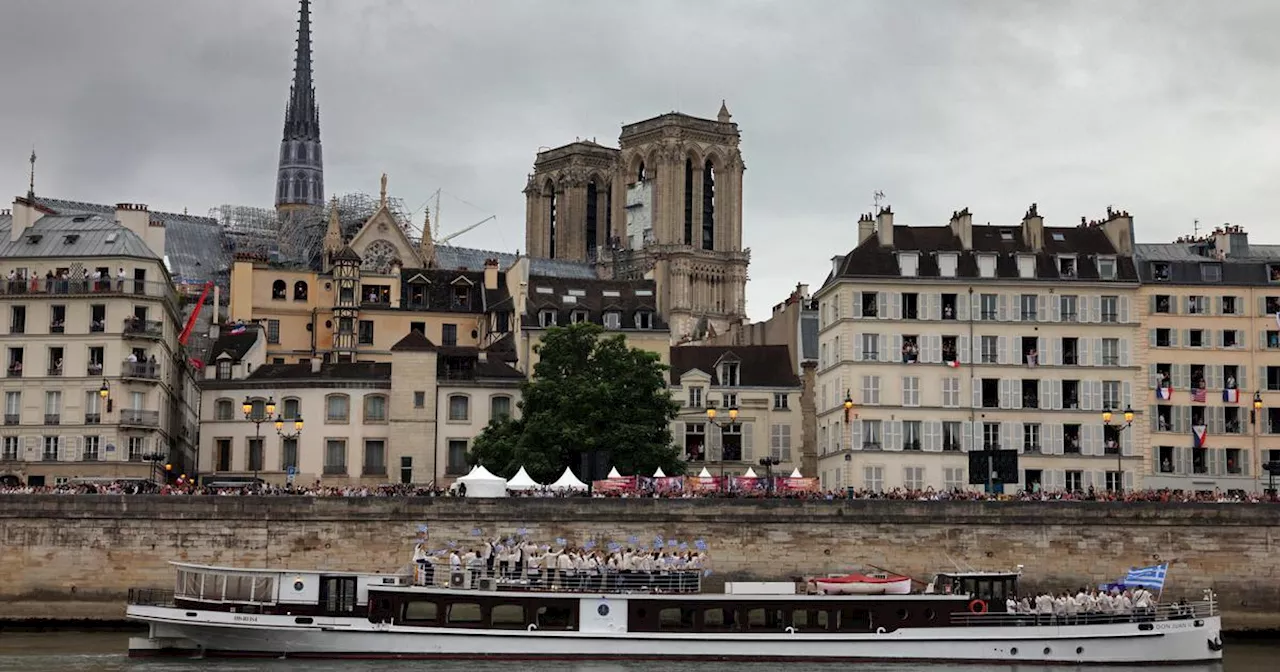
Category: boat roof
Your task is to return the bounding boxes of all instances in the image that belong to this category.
[372,585,973,602]
[170,561,396,576]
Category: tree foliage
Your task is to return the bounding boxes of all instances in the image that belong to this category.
[468,323,682,484]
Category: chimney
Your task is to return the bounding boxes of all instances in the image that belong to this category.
[1099,208,1134,256]
[796,282,809,298]
[857,213,876,245]
[949,207,973,250]
[310,358,322,374]
[9,196,40,242]
[114,203,151,248]
[1021,202,1044,251]
[483,258,500,290]
[875,207,894,248]
[1212,224,1249,259]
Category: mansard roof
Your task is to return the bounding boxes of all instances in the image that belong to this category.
[521,275,665,331]
[669,345,800,388]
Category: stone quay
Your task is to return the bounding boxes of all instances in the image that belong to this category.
[1,496,1277,630]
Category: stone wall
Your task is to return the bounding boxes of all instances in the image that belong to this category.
[2,496,1277,630]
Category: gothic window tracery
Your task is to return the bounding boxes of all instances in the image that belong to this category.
[361,240,400,275]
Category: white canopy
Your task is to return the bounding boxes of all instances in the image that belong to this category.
[454,465,508,498]
[743,467,759,478]
[549,467,588,491]
[789,468,803,478]
[506,466,542,491]
[653,467,666,478]
[607,466,623,479]
[698,467,713,478]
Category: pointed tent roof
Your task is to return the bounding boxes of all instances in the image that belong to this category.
[698,467,713,478]
[332,245,361,262]
[549,467,588,491]
[742,467,758,478]
[457,465,503,482]
[390,330,437,352]
[606,466,622,479]
[789,468,803,478]
[653,467,666,478]
[506,466,542,491]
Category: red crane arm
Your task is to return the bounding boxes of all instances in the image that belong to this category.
[180,281,214,346]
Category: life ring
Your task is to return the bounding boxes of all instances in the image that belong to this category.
[968,599,988,615]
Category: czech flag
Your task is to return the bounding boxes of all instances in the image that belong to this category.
[1223,388,1240,403]
[1156,386,1172,400]
[1192,425,1208,448]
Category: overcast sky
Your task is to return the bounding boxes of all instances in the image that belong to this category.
[1,0,1277,320]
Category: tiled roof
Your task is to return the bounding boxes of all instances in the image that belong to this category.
[205,324,262,363]
[434,245,599,279]
[398,267,507,315]
[0,212,157,260]
[244,362,392,382]
[522,274,665,330]
[669,345,801,388]
[390,330,437,352]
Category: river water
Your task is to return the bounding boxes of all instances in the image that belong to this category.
[0,632,1272,671]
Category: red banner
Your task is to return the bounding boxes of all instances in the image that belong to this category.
[777,477,820,493]
[591,476,637,493]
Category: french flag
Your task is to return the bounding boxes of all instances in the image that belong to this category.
[1223,388,1240,403]
[229,324,246,335]
[1156,386,1172,401]
[946,360,961,369]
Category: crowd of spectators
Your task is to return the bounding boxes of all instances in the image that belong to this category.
[0,481,1274,503]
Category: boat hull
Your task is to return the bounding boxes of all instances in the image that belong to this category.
[127,605,1223,665]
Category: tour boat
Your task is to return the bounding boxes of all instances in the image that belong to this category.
[809,573,913,595]
[125,558,1223,664]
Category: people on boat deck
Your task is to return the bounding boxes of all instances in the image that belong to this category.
[1011,587,1157,623]
[416,538,708,593]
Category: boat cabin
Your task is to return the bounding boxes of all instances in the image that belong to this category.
[926,571,1021,613]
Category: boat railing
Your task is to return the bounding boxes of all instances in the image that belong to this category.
[410,564,703,594]
[950,599,1218,627]
[127,587,176,608]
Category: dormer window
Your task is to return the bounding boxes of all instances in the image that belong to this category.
[1017,254,1036,279]
[897,252,919,277]
[1200,263,1221,282]
[938,253,958,278]
[1152,262,1171,282]
[539,309,557,328]
[720,361,741,387]
[999,230,1014,242]
[635,311,653,330]
[570,309,589,324]
[1097,256,1117,280]
[1058,255,1076,278]
[977,254,997,278]
[603,311,621,329]
[452,285,470,309]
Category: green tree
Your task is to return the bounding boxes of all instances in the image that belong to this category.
[468,322,682,484]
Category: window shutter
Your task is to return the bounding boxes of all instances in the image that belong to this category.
[1010,296,1021,323]
[853,333,863,361]
[1038,336,1049,365]
[891,334,903,362]
[960,421,972,452]
[1120,339,1131,366]
[1239,367,1248,391]
[890,293,902,320]
[851,293,862,318]
[925,421,941,452]
[1122,381,1132,409]
[1170,329,1178,347]
[1089,296,1101,323]
[1092,338,1103,366]
[997,294,1008,321]
[1049,296,1061,321]
[1038,294,1048,322]
[878,335,888,362]
[672,421,685,452]
[1119,296,1130,323]
[972,378,982,409]
[998,379,1010,409]
[958,336,970,364]
[708,423,722,460]
[997,336,1008,365]
[742,422,753,461]
[849,419,862,451]
[1241,449,1251,478]
[877,293,888,320]
[956,295,968,321]
[1040,379,1053,408]
[1149,329,1157,348]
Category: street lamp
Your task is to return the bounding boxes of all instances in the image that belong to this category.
[243,396,275,487]
[1102,405,1134,493]
[759,456,780,494]
[1253,392,1272,496]
[274,413,303,484]
[843,391,855,494]
[706,404,739,488]
[142,451,167,485]
[99,379,112,412]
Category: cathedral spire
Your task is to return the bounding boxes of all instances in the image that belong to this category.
[275,0,324,212]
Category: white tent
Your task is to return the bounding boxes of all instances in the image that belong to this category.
[506,466,542,492]
[789,468,803,478]
[698,467,713,478]
[607,466,623,479]
[549,467,588,491]
[743,467,759,478]
[653,467,667,478]
[454,465,508,498]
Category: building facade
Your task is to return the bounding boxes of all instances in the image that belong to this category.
[1136,225,1280,493]
[0,196,200,486]
[814,206,1145,494]
[524,105,750,342]
[669,345,804,480]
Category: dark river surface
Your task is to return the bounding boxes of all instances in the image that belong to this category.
[0,632,1273,671]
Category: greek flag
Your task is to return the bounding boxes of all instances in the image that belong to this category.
[1124,563,1169,589]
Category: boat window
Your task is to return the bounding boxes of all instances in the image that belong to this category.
[837,608,871,632]
[206,574,226,601]
[320,576,357,614]
[991,580,1005,601]
[791,610,809,629]
[658,607,695,631]
[225,575,251,602]
[746,608,784,630]
[747,608,766,628]
[536,605,574,630]
[814,609,830,631]
[404,600,438,623]
[447,603,483,625]
[254,576,275,602]
[490,604,526,628]
[702,607,731,631]
[963,578,977,596]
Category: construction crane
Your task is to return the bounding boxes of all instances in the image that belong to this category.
[439,215,496,245]
[179,281,214,369]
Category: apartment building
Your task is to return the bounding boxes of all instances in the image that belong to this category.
[669,345,804,479]
[1137,225,1280,493]
[0,196,199,486]
[813,205,1144,494]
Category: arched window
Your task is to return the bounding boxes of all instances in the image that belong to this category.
[448,394,470,422]
[363,394,388,423]
[637,160,646,182]
[702,159,716,251]
[291,173,302,200]
[585,180,599,259]
[683,158,694,245]
[277,179,286,202]
[214,398,234,421]
[325,393,350,423]
[271,279,287,300]
[545,179,557,260]
[292,141,301,161]
[490,395,512,421]
[293,281,308,301]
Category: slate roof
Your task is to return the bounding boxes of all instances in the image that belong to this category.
[397,267,509,315]
[437,349,525,381]
[829,223,1137,284]
[243,362,392,382]
[33,197,229,286]
[0,211,160,261]
[669,345,801,388]
[434,245,598,279]
[390,330,437,352]
[205,324,262,363]
[1135,241,1280,285]
[522,275,665,330]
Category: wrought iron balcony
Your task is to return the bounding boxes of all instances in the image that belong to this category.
[122,361,159,380]
[122,318,164,339]
[120,409,160,427]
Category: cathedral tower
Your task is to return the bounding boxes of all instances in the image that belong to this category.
[275,0,324,215]
[523,141,619,262]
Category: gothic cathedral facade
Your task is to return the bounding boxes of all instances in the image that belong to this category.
[523,104,750,342]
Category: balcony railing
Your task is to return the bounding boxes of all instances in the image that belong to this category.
[47,366,63,377]
[363,464,388,476]
[7,365,22,378]
[87,363,103,376]
[85,413,100,424]
[44,414,60,425]
[122,318,164,339]
[82,452,100,462]
[943,442,961,452]
[0,451,16,461]
[49,322,64,333]
[2,277,178,304]
[1061,311,1078,322]
[122,361,159,379]
[323,465,348,475]
[120,409,160,427]
[42,452,58,462]
[862,442,883,451]
[3,414,17,425]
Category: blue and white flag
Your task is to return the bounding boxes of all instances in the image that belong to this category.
[1123,563,1169,589]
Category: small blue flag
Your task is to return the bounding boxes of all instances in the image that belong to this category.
[470,528,482,536]
[555,537,567,546]
[417,524,429,534]
[695,539,708,551]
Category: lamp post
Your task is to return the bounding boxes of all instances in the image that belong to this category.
[706,404,739,489]
[1102,405,1134,493]
[759,456,780,494]
[1253,391,1271,496]
[98,379,112,413]
[142,451,167,485]
[274,413,304,484]
[843,391,854,492]
[243,396,275,487]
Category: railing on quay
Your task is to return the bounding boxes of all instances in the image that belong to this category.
[950,598,1218,627]
[411,564,703,595]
